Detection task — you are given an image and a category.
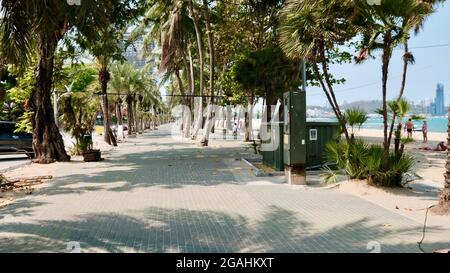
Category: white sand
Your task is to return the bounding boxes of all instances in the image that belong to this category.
[356,128,447,145]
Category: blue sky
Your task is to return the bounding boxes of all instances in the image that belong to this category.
[307,2,450,106]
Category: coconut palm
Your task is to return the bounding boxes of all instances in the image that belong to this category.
[439,108,450,211]
[199,0,216,146]
[352,0,434,167]
[187,0,206,141]
[0,0,138,163]
[132,0,201,139]
[95,57,118,146]
[109,62,154,136]
[279,0,355,141]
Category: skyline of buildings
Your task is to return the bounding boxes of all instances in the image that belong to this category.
[424,83,446,116]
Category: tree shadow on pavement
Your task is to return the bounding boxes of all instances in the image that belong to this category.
[1,205,446,253]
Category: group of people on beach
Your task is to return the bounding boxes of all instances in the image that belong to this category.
[405,118,448,152]
[404,118,428,142]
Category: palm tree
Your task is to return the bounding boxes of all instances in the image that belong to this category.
[279,0,355,141]
[386,98,412,156]
[199,0,216,146]
[95,56,117,146]
[0,0,132,163]
[188,0,206,141]
[387,0,443,159]
[438,107,450,212]
[110,62,150,136]
[343,108,368,141]
[109,66,127,135]
[132,0,200,139]
[353,0,434,168]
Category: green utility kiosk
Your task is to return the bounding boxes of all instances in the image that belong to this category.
[283,91,307,185]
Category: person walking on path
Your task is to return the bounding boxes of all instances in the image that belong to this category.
[232,123,238,140]
[405,118,414,139]
[422,121,428,143]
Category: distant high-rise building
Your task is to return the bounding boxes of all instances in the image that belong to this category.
[421,98,431,113]
[428,102,435,115]
[123,30,153,69]
[427,84,445,116]
[435,84,445,115]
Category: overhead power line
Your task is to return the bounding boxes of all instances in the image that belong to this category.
[409,43,450,50]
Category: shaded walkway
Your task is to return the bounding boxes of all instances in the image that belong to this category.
[1,125,449,252]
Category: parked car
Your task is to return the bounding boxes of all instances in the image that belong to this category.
[0,121,34,158]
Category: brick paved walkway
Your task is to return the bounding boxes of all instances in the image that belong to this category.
[1,125,449,253]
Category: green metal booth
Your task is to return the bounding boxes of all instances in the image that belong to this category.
[261,91,340,171]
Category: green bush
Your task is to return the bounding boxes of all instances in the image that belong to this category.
[323,139,414,187]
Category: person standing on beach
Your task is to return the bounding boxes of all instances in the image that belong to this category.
[422,121,428,143]
[406,118,414,139]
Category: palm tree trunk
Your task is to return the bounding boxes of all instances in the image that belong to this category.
[115,100,124,141]
[189,0,205,140]
[182,52,192,138]
[311,62,349,141]
[116,100,123,126]
[175,69,189,137]
[126,94,135,136]
[200,0,215,146]
[188,43,195,116]
[133,95,140,134]
[226,104,232,131]
[31,35,70,163]
[99,68,117,146]
[244,95,254,142]
[382,33,393,169]
[438,107,450,209]
[317,41,350,141]
[389,40,410,155]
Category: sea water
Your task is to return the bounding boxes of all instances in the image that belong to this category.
[363,116,448,133]
[307,116,449,133]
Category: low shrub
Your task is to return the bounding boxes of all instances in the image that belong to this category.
[323,139,414,187]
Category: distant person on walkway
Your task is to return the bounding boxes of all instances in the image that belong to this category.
[405,118,414,138]
[422,121,428,143]
[232,123,238,140]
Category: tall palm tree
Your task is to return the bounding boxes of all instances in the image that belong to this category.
[110,62,149,136]
[188,0,206,141]
[137,77,160,130]
[279,0,355,141]
[95,56,117,146]
[132,0,199,139]
[0,0,131,163]
[352,0,434,168]
[439,108,450,211]
[385,0,443,157]
[199,0,216,146]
